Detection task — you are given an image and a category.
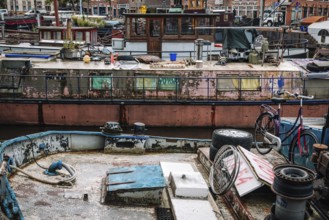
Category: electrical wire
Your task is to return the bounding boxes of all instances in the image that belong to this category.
[25,135,47,170]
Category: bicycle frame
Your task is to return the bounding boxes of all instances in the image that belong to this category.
[263,93,311,152]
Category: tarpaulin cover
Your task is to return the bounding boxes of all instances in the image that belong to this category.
[223,29,257,50]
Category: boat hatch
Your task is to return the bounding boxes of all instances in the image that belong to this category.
[101,165,166,205]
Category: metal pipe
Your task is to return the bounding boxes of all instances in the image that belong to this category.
[54,0,60,26]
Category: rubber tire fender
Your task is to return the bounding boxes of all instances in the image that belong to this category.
[212,129,253,151]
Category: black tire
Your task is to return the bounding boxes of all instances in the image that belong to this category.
[272,164,314,198]
[267,21,273,27]
[254,112,275,155]
[212,129,253,151]
[289,130,318,170]
[272,164,314,199]
[209,145,219,162]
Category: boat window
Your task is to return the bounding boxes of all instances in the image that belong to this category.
[135,77,157,90]
[165,17,178,35]
[90,76,112,90]
[150,20,161,37]
[45,73,66,81]
[197,18,211,35]
[224,14,228,21]
[85,32,91,43]
[75,31,83,41]
[181,17,195,35]
[158,77,179,90]
[217,75,260,91]
[156,8,169,13]
[54,31,62,40]
[189,0,203,8]
[43,31,51,40]
[319,29,329,43]
[132,18,146,36]
[215,30,224,43]
[135,76,180,91]
[215,16,222,26]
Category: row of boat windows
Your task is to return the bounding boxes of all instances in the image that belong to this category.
[41,31,96,43]
[131,17,225,36]
[0,73,262,92]
[89,76,261,91]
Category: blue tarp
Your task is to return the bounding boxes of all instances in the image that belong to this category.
[5,53,52,59]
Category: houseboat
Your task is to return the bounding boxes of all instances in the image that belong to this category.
[119,11,233,58]
[0,46,328,129]
[116,12,310,60]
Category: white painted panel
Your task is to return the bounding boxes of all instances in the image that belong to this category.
[171,198,217,220]
[71,134,104,150]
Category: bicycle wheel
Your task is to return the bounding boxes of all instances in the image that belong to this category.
[254,112,276,155]
[289,130,318,170]
[209,145,240,195]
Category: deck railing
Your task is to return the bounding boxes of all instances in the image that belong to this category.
[0,74,327,103]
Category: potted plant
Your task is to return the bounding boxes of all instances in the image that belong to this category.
[62,40,80,59]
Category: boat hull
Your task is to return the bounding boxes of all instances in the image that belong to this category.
[0,102,326,128]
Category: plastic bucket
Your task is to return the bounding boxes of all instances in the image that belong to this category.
[170,53,177,61]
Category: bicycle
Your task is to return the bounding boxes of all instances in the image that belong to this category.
[254,90,319,170]
[209,145,240,195]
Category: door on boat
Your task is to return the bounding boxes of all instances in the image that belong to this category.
[148,19,162,58]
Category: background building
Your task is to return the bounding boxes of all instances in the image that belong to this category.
[3,0,329,25]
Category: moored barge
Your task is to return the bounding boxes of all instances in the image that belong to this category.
[0,57,327,128]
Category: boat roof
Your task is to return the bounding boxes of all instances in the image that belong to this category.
[30,59,301,72]
[308,20,329,30]
[300,16,328,25]
[123,13,230,17]
[37,26,97,31]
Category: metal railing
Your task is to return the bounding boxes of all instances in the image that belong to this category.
[0,74,328,103]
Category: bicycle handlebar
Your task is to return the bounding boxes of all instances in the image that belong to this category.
[281,90,314,100]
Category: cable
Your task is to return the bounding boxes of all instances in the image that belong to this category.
[25,135,47,170]
[9,162,77,186]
